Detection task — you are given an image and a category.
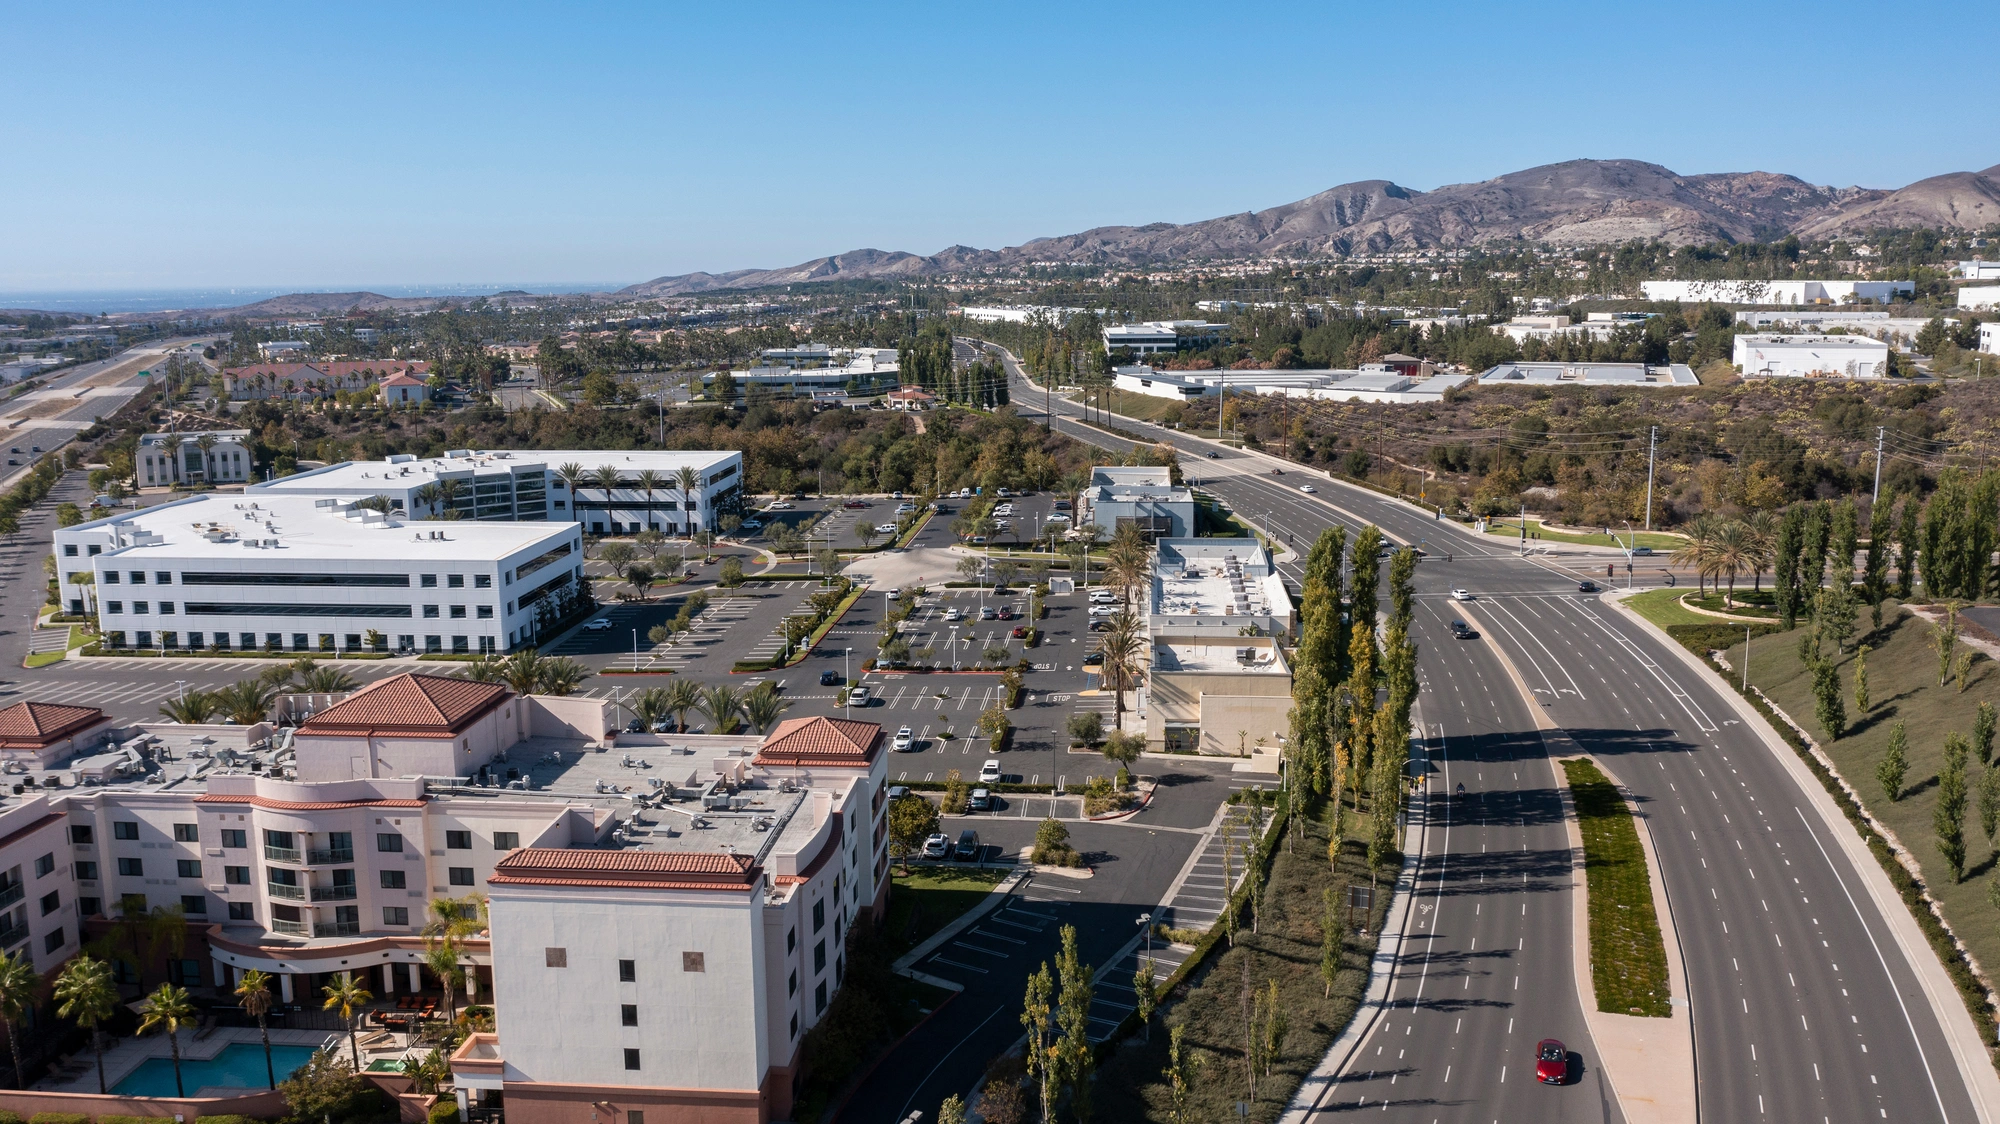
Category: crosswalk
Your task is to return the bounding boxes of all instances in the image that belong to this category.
[1159,803,1265,933]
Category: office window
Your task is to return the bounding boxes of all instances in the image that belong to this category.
[34,853,55,877]
[70,825,93,844]
[813,940,826,974]
[156,572,173,585]
[787,927,796,954]
[423,605,440,618]
[221,829,246,848]
[476,606,493,619]
[43,928,65,955]
[452,635,469,653]
[449,867,474,886]
[815,981,827,1015]
[64,544,77,557]
[380,870,406,889]
[447,574,465,589]
[181,895,206,915]
[545,947,568,968]
[224,866,250,885]
[377,833,404,853]
[421,574,438,588]
[113,821,139,840]
[103,570,118,583]
[474,575,492,588]
[449,605,466,619]
[623,1049,641,1072]
[788,969,797,996]
[161,604,175,615]
[133,601,150,613]
[129,571,145,584]
[425,635,442,653]
[240,632,257,650]
[75,861,97,881]
[812,899,825,933]
[106,601,123,614]
[118,858,144,877]
[682,951,705,973]
[629,1113,644,1124]
[384,907,409,926]
[173,823,199,843]
[176,859,202,879]
[39,891,59,916]
[227,901,253,921]
[446,830,472,849]
[790,1012,798,1039]
[620,1004,638,1027]
[492,832,519,850]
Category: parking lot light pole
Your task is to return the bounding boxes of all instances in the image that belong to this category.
[843,647,851,698]
[632,628,639,671]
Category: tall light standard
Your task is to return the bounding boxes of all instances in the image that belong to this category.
[631,628,640,672]
[842,647,852,697]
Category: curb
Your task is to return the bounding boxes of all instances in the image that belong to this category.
[891,870,1026,975]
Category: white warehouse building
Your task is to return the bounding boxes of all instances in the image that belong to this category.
[54,494,588,655]
[1733,334,1892,379]
[253,448,744,536]
[1958,286,2000,311]
[1640,279,1913,305]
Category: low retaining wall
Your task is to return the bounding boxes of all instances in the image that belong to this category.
[0,1088,289,1119]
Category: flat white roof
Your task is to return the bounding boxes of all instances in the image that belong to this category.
[1151,538,1291,623]
[1153,640,1288,674]
[1734,334,1890,350]
[65,494,574,563]
[1478,362,1698,387]
[255,449,740,494]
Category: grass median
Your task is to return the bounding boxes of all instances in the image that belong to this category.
[1563,757,1672,1018]
[882,865,1008,958]
[1485,516,1684,551]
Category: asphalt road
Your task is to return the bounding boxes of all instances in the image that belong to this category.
[991,346,1983,1122]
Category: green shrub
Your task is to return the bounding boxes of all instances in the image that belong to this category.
[427,1101,461,1124]
[196,1115,266,1124]
[1664,620,1781,658]
[98,1115,158,1124]
[0,1112,29,1124]
[29,1114,91,1124]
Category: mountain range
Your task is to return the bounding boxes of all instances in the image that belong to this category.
[617,158,2000,296]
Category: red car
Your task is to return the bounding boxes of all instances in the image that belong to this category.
[1535,1039,1567,1085]
[1010,626,1031,639]
[842,500,871,509]
[996,607,1015,621]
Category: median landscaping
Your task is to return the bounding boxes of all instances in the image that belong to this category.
[1563,757,1672,1018]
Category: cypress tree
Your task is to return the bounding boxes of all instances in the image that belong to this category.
[1801,501,1831,598]
[1864,495,1894,629]
[1775,506,1805,629]
[1879,720,1909,802]
[1811,656,1845,742]
[1830,498,1859,588]
[1896,495,1920,599]
[1938,732,1970,883]
[1976,701,1996,767]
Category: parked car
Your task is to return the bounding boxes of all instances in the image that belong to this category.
[819,669,843,686]
[979,606,998,620]
[886,588,902,600]
[979,759,1002,783]
[584,618,613,631]
[895,503,916,514]
[1011,625,1031,639]
[876,523,899,534]
[968,788,991,811]
[944,607,964,622]
[740,519,764,532]
[1089,590,1119,604]
[847,686,870,706]
[1083,651,1104,666]
[1052,500,1072,511]
[996,607,1015,621]
[922,833,951,860]
[893,726,914,751]
[842,499,871,509]
[1450,588,1473,601]
[887,785,910,800]
[1088,604,1121,616]
[954,829,981,861]
[767,501,794,510]
[1046,512,1070,523]
[1089,619,1116,632]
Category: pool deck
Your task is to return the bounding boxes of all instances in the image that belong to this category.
[36,1026,367,1095]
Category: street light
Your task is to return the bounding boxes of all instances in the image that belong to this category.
[843,647,852,698]
[632,628,640,672]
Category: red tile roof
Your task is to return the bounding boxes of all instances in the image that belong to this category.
[297,674,509,737]
[381,372,427,387]
[0,701,108,748]
[754,715,882,768]
[488,847,760,891]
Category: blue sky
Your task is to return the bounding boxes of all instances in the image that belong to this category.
[3,0,1994,294]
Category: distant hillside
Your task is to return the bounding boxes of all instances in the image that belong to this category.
[619,157,2000,295]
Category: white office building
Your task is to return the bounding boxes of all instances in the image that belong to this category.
[53,494,587,654]
[1958,286,2000,311]
[1639,280,1914,305]
[1734,334,1892,379]
[1102,320,1228,355]
[1477,362,1699,388]
[1982,323,1999,356]
[137,429,254,487]
[253,448,744,536]
[1957,261,2000,281]
[1112,364,1469,405]
[1085,466,1195,540]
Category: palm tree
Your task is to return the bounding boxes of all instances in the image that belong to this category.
[665,678,702,733]
[299,665,358,693]
[1743,510,1779,592]
[423,944,465,1026]
[1710,520,1754,608]
[457,656,505,683]
[633,469,665,533]
[194,433,218,480]
[633,687,673,731]
[139,983,198,1097]
[0,951,39,1091]
[674,465,702,535]
[421,894,484,1025]
[593,465,625,531]
[535,656,591,697]
[701,684,745,734]
[1107,536,1151,614]
[216,679,279,725]
[743,683,789,734]
[434,477,465,520]
[412,482,442,519]
[236,969,278,1089]
[321,972,374,1070]
[54,955,116,1093]
[499,649,547,695]
[161,435,184,485]
[1671,513,1722,598]
[159,689,218,724]
[1097,612,1146,734]
[555,463,588,524]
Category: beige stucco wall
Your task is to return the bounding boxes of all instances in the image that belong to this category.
[1146,670,1293,755]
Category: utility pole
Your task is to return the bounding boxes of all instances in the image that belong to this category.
[1872,425,1886,505]
[1643,425,1658,533]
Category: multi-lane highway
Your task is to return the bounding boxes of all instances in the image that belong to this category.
[987,344,1991,1122]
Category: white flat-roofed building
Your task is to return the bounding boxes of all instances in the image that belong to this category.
[1734,334,1892,379]
[1113,364,1470,404]
[253,448,743,537]
[1959,286,2000,311]
[1981,323,1998,355]
[1640,279,1913,305]
[1086,466,1194,540]
[1103,320,1228,355]
[137,429,254,487]
[257,340,309,359]
[717,348,900,398]
[1957,261,2000,281]
[1142,538,1293,764]
[1478,362,1698,388]
[53,493,587,655]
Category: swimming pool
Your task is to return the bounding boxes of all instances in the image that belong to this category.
[113,1042,318,1096]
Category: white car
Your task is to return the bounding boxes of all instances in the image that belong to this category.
[1451,588,1473,601]
[895,503,916,514]
[979,759,1002,783]
[1300,484,1317,493]
[739,519,764,532]
[767,501,794,510]
[944,607,964,622]
[922,833,950,860]
[1089,590,1119,604]
[1046,512,1070,523]
[893,726,914,751]
[584,617,613,631]
[1088,604,1122,617]
[876,523,899,534]
[846,686,869,706]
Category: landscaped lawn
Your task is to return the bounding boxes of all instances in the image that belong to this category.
[1684,589,1780,618]
[1482,516,1684,551]
[1624,587,1713,631]
[882,865,1007,956]
[1730,603,2000,1005]
[1563,758,1671,1017]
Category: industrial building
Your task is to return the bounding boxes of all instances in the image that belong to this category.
[1639,279,1913,305]
[0,673,888,1123]
[1110,364,1469,405]
[1477,362,1699,388]
[1959,286,2000,311]
[1101,320,1228,355]
[1733,334,1892,379]
[1084,466,1195,540]
[54,494,587,655]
